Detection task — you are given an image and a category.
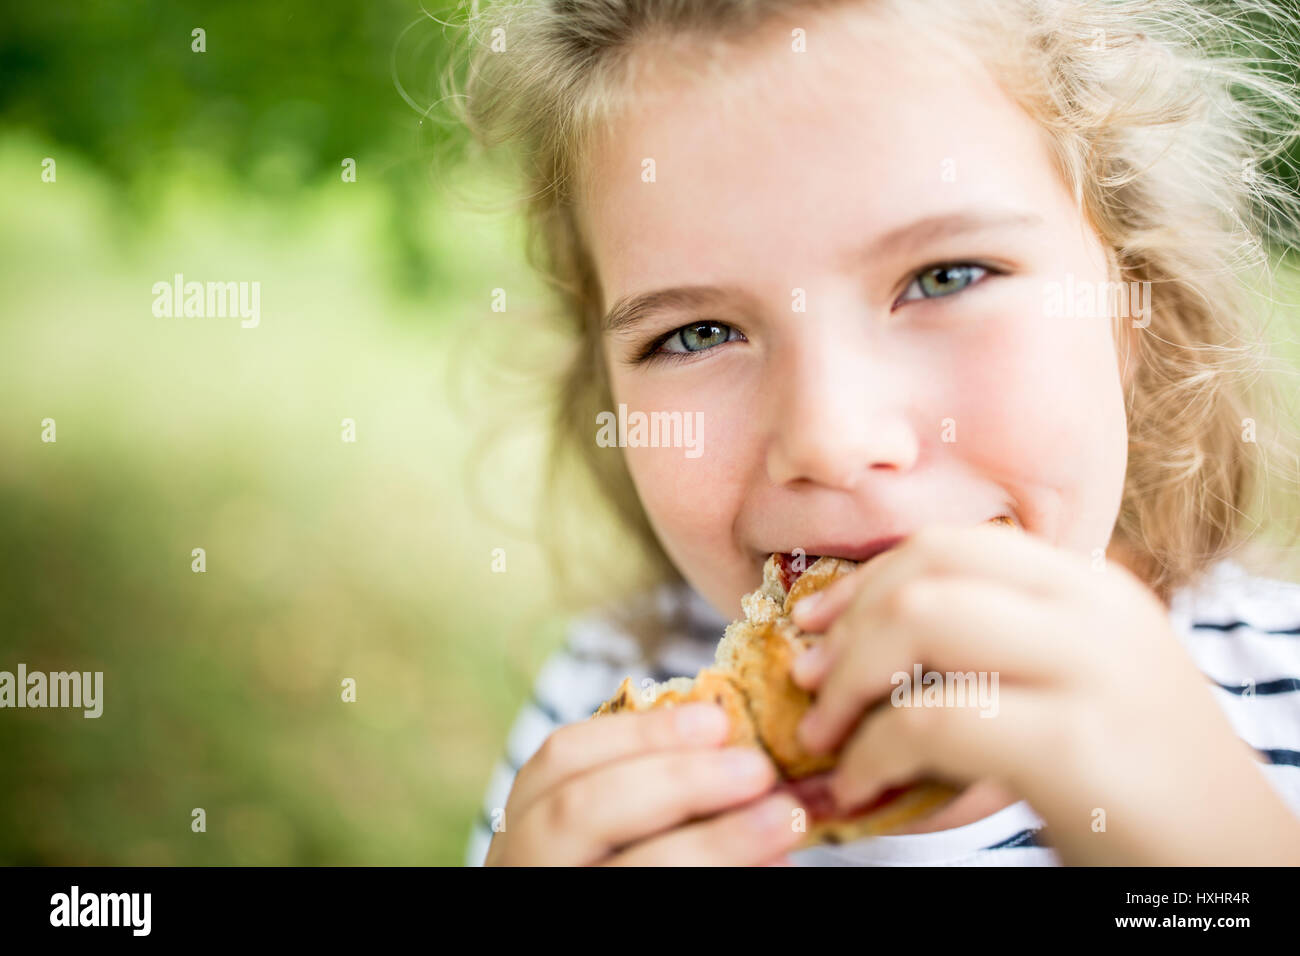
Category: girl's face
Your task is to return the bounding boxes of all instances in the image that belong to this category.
[579,11,1131,619]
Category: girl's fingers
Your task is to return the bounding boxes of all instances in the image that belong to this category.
[828,686,1065,812]
[600,792,806,866]
[791,522,1076,634]
[797,576,1057,755]
[789,562,869,630]
[508,703,732,816]
[790,540,946,687]
[513,745,781,866]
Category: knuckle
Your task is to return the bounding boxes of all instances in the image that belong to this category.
[658,752,710,797]
[647,706,688,747]
[858,709,892,752]
[897,696,938,742]
[681,750,731,789]
[544,779,593,835]
[534,726,578,774]
[887,578,932,620]
[820,623,847,660]
[690,749,771,797]
[706,812,772,861]
[839,728,878,777]
[909,527,944,558]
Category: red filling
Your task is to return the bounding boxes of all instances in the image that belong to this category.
[772,772,913,825]
[775,552,818,592]
[771,552,926,828]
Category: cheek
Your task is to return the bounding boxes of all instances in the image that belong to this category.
[947,291,1129,548]
[624,446,716,530]
[610,366,756,559]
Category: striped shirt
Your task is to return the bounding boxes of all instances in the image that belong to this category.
[465,559,1300,866]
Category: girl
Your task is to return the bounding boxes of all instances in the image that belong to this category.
[454,0,1300,865]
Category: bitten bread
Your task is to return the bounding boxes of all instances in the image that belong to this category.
[592,516,1017,850]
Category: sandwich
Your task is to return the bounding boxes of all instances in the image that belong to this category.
[592,516,1017,850]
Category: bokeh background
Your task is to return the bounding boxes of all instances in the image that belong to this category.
[0,0,618,865]
[2,0,1300,865]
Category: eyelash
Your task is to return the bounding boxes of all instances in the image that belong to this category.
[632,323,746,365]
[894,261,999,307]
[631,260,1001,366]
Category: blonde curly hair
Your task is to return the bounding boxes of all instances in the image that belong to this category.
[441,0,1300,633]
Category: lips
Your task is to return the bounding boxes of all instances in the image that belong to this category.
[772,516,1017,590]
[774,537,903,591]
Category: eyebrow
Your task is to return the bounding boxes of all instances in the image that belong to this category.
[601,209,1044,335]
[603,285,758,336]
[844,209,1045,268]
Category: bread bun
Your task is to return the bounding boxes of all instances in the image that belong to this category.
[592,518,1018,851]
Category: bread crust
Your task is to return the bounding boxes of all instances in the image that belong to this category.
[716,617,833,778]
[782,556,855,616]
[593,670,759,750]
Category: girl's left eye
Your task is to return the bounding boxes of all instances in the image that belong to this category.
[657,321,744,355]
[897,263,990,304]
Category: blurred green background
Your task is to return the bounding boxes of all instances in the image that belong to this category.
[0,0,599,864]
[2,1,1300,866]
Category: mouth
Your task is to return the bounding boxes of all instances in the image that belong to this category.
[772,539,900,592]
[771,515,1017,591]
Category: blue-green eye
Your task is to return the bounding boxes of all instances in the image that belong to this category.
[898,263,989,303]
[660,321,742,354]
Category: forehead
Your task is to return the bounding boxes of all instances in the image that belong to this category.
[578,8,1066,307]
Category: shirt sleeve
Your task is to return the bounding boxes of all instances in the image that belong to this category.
[1174,562,1300,821]
[463,617,648,866]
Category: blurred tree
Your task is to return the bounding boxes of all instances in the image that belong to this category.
[0,0,471,296]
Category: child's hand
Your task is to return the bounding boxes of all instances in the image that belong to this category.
[788,523,1300,865]
[483,703,803,866]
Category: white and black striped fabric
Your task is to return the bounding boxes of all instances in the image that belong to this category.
[465,560,1300,866]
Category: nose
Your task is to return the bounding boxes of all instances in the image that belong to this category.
[764,333,920,490]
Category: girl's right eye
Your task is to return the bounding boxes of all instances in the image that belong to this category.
[639,321,744,362]
[664,321,738,352]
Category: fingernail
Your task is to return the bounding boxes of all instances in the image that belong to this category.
[720,748,771,779]
[797,711,821,750]
[750,795,797,831]
[675,703,727,741]
[792,645,826,684]
[791,592,823,623]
